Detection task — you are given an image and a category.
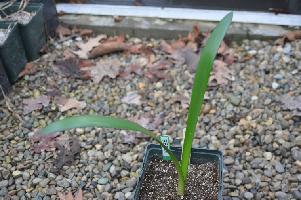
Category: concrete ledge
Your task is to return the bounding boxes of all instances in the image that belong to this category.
[57,4,301,26]
[59,14,290,40]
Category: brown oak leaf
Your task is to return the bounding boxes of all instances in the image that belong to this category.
[81,59,121,83]
[54,97,86,112]
[23,95,50,114]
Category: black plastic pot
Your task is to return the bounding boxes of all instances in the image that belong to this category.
[0,22,27,82]
[31,0,59,38]
[2,3,46,61]
[0,58,11,99]
[134,144,224,199]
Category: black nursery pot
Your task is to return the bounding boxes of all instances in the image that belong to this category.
[3,3,46,61]
[0,58,11,99]
[31,0,59,38]
[0,22,27,82]
[134,144,224,200]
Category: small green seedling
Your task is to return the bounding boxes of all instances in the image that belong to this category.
[39,12,233,196]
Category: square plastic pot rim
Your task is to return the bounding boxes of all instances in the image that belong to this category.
[133,143,224,199]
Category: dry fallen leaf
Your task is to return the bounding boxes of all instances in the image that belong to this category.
[122,132,138,144]
[285,30,301,41]
[127,44,143,54]
[18,62,38,78]
[171,48,199,73]
[218,41,228,54]
[187,24,201,43]
[56,25,72,39]
[30,133,59,153]
[55,97,86,112]
[161,40,175,54]
[63,49,76,59]
[88,40,128,58]
[275,30,301,45]
[78,59,94,68]
[79,29,93,37]
[119,56,149,79]
[73,34,107,59]
[82,59,121,83]
[171,39,186,50]
[209,60,233,86]
[23,95,50,114]
[130,115,151,128]
[53,57,90,79]
[54,137,81,171]
[223,49,236,65]
[58,191,73,200]
[145,60,171,80]
[122,91,142,105]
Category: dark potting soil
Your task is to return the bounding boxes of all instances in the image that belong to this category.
[139,157,219,200]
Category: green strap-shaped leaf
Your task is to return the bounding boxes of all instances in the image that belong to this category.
[181,12,233,181]
[39,115,184,185]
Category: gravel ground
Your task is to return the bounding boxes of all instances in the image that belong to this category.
[0,34,301,200]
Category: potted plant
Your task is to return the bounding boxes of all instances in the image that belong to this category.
[0,21,27,82]
[1,3,46,61]
[0,58,11,99]
[39,12,233,199]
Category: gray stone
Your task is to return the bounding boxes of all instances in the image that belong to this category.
[251,158,263,168]
[224,157,235,165]
[292,149,301,161]
[295,136,301,146]
[100,192,112,199]
[97,185,105,192]
[229,95,241,106]
[274,74,283,80]
[275,162,285,173]
[103,163,112,171]
[15,177,23,185]
[264,170,273,177]
[32,178,42,186]
[297,174,301,182]
[264,135,273,144]
[120,170,129,177]
[22,172,30,180]
[109,165,117,176]
[39,178,50,187]
[283,44,292,54]
[126,177,136,188]
[114,192,125,200]
[2,170,10,179]
[264,98,272,105]
[293,190,301,200]
[272,82,279,89]
[46,187,57,195]
[122,154,133,163]
[275,191,288,200]
[57,179,70,188]
[12,170,22,178]
[264,152,272,160]
[0,180,8,187]
[98,178,109,185]
[243,192,254,199]
[125,192,132,199]
[0,187,8,196]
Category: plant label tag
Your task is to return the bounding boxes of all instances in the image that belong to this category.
[160,135,171,161]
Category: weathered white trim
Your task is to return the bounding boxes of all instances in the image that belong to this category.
[56,4,301,26]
